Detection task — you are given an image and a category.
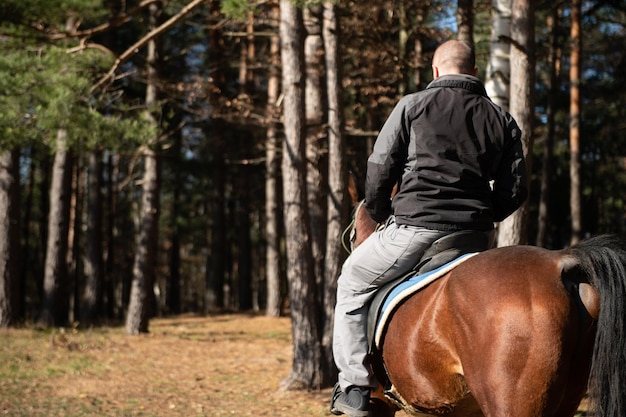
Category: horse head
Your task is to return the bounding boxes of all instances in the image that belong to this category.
[346,172,378,251]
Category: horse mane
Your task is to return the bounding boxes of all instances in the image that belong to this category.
[568,234,626,417]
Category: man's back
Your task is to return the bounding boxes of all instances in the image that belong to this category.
[365,74,528,231]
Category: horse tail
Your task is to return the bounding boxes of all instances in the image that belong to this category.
[568,234,626,417]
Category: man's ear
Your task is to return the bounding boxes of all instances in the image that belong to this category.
[432,65,440,79]
[472,67,478,76]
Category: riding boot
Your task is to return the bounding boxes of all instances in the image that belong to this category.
[330,383,370,416]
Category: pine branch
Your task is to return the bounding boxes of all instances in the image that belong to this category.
[91,0,207,93]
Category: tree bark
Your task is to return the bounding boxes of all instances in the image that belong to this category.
[304,4,327,308]
[237,185,253,311]
[322,0,347,386]
[496,0,534,246]
[82,151,104,326]
[68,157,82,324]
[104,153,120,319]
[279,0,321,390]
[457,0,475,46]
[167,134,181,315]
[40,129,73,327]
[125,3,161,334]
[569,0,582,245]
[398,2,408,96]
[485,0,511,111]
[0,149,20,327]
[536,7,561,247]
[204,0,227,312]
[265,2,282,318]
[125,150,159,334]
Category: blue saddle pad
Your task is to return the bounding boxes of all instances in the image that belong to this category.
[372,252,478,348]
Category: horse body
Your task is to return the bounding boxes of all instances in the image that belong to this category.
[371,245,597,417]
[345,184,626,417]
[343,209,626,417]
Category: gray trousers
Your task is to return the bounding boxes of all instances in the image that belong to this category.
[333,218,449,390]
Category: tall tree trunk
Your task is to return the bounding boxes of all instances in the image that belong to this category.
[322,0,347,386]
[457,0,475,45]
[265,3,282,318]
[103,0,121,321]
[0,149,20,327]
[82,151,103,326]
[167,134,182,315]
[304,4,327,308]
[496,0,534,246]
[205,157,226,312]
[105,153,120,319]
[68,159,83,324]
[536,6,561,247]
[204,0,226,312]
[20,147,38,321]
[485,0,511,111]
[125,148,160,334]
[398,2,408,96]
[413,6,427,90]
[569,0,582,245]
[279,0,321,390]
[235,12,254,312]
[237,188,253,311]
[40,129,73,327]
[125,3,161,334]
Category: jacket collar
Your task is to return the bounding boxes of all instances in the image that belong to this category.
[426,74,488,97]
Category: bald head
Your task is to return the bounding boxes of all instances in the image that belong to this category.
[432,40,477,78]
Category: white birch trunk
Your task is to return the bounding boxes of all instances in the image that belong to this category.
[485,0,512,111]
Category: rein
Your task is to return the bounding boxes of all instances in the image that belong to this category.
[341,201,364,254]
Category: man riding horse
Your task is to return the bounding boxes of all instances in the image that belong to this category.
[330,39,528,417]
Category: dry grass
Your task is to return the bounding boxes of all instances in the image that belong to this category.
[0,314,331,417]
[0,314,591,417]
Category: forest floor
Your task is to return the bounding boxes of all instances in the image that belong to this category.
[0,313,589,417]
[0,314,334,417]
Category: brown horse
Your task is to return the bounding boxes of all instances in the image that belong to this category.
[349,201,626,417]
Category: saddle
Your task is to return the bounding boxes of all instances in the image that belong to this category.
[366,229,495,352]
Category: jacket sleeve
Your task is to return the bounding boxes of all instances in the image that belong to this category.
[364,98,409,223]
[491,117,529,222]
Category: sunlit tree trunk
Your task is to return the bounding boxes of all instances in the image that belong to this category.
[485,0,511,111]
[496,0,534,246]
[40,129,73,327]
[126,3,161,334]
[265,3,282,318]
[279,0,321,390]
[304,4,327,311]
[569,0,582,245]
[322,0,347,386]
[536,7,561,247]
[0,149,20,327]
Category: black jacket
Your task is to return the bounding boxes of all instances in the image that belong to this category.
[364,74,528,231]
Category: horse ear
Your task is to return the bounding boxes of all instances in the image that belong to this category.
[348,171,364,205]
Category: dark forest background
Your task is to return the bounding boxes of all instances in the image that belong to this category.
[0,0,624,338]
